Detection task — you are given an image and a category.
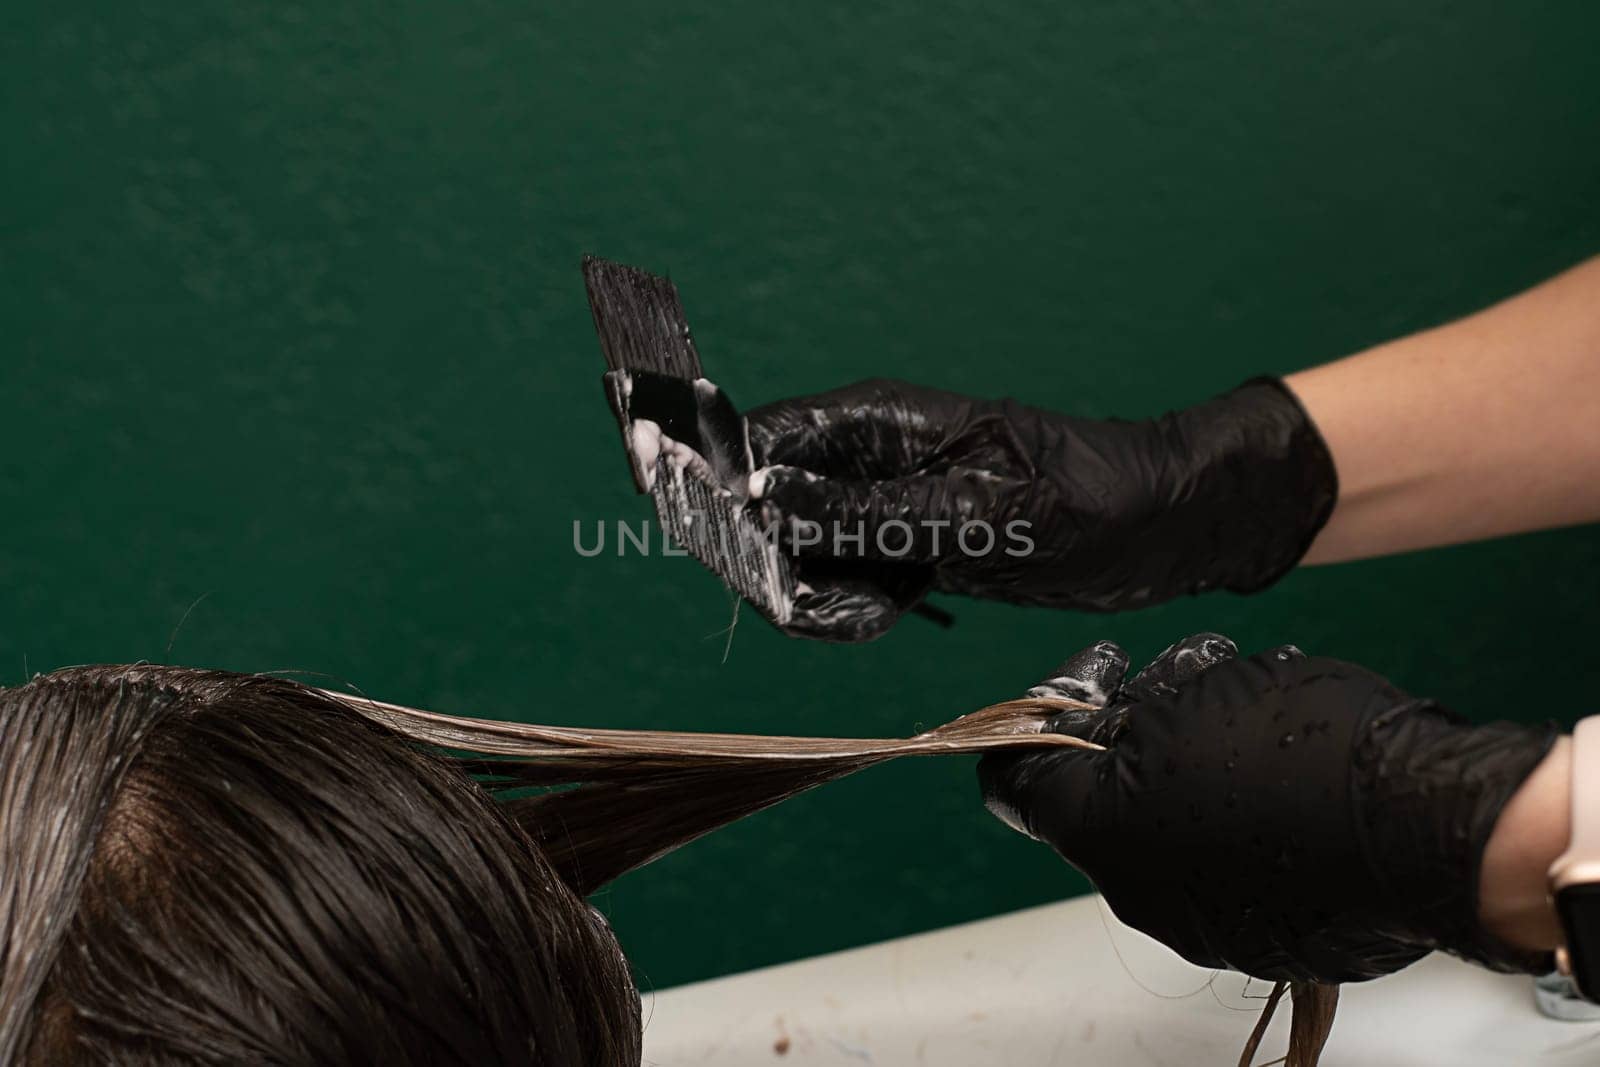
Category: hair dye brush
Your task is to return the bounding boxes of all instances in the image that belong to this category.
[583,256,796,626]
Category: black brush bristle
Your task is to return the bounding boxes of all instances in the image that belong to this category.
[582,256,704,377]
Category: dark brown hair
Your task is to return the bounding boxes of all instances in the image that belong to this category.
[0,666,639,1065]
[1,666,1330,1066]
[330,688,1095,895]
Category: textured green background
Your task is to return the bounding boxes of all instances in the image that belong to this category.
[5,2,1599,991]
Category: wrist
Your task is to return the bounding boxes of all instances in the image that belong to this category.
[1356,708,1558,972]
[1163,378,1339,594]
[1479,736,1572,952]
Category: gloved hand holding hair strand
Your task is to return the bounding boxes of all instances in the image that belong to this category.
[979,634,1559,984]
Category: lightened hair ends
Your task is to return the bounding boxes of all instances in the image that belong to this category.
[324,687,1102,894]
[1,665,1335,1065]
[331,684,1337,1067]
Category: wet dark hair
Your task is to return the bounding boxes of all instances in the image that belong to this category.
[0,666,639,1065]
[0,664,1086,1066]
[0,665,1330,1066]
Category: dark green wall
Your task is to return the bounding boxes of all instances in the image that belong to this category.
[6,2,1599,989]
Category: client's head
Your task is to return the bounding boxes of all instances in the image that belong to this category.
[0,665,640,1065]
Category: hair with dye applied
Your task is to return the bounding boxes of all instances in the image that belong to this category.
[1,666,1334,1066]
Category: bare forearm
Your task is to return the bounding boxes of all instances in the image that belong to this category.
[1287,256,1600,565]
[1282,266,1597,953]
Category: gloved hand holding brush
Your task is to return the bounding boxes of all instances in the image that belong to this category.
[745,378,1337,642]
[746,258,1600,642]
[980,634,1564,983]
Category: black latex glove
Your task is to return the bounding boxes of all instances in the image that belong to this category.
[745,378,1337,641]
[979,634,1559,983]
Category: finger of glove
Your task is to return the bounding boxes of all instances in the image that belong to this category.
[776,575,915,643]
[745,379,938,476]
[1028,639,1131,706]
[1029,640,1131,743]
[755,465,1022,564]
[1119,632,1240,703]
